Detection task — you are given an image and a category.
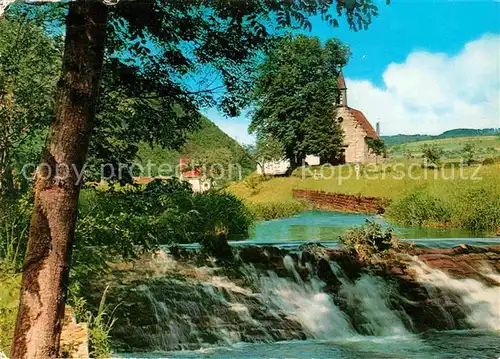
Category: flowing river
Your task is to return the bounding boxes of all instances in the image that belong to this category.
[118,211,500,359]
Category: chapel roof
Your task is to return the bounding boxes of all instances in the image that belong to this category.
[347,107,379,139]
[338,72,347,89]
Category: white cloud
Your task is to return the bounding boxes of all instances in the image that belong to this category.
[347,34,500,135]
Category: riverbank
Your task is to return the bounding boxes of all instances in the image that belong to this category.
[229,163,500,233]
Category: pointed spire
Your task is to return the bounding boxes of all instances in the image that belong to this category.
[337,71,347,106]
[338,71,346,89]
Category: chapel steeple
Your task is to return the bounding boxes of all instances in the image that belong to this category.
[337,71,347,107]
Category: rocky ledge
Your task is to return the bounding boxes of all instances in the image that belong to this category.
[87,243,499,353]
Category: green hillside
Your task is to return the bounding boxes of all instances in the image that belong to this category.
[137,117,255,177]
[389,135,500,161]
[382,128,498,147]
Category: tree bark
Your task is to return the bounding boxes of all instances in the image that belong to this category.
[10,1,108,358]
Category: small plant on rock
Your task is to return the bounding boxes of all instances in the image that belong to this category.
[339,221,413,264]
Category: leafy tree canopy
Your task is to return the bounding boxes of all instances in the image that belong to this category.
[0,16,61,193]
[249,35,350,167]
[4,0,380,181]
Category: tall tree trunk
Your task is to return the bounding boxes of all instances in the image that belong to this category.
[10,1,108,358]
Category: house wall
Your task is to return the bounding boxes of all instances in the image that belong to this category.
[256,159,290,175]
[185,178,211,192]
[337,107,379,163]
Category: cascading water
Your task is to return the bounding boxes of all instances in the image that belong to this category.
[411,259,500,331]
[248,255,413,339]
[108,247,500,357]
[250,255,355,338]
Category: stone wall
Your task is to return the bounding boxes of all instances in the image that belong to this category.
[59,307,89,358]
[337,107,379,163]
[292,189,389,214]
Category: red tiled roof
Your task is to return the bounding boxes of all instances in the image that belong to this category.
[348,107,379,139]
[338,72,346,89]
[182,169,201,178]
[133,176,170,184]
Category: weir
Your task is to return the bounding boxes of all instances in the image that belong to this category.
[95,245,500,354]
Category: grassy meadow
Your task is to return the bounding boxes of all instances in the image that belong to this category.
[390,135,499,161]
[229,136,500,233]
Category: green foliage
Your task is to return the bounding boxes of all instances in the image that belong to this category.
[152,183,254,244]
[8,0,380,183]
[449,187,500,232]
[136,117,255,181]
[250,35,350,168]
[385,191,451,227]
[73,179,253,288]
[0,269,21,354]
[243,172,271,195]
[421,144,444,167]
[0,194,31,271]
[482,156,499,165]
[71,287,118,359]
[0,16,61,193]
[461,143,476,166]
[386,187,500,232]
[246,135,285,175]
[248,200,307,221]
[338,220,412,262]
[365,137,387,157]
[382,128,499,147]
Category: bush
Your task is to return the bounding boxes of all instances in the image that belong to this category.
[450,187,500,232]
[74,179,254,289]
[248,200,307,221]
[482,156,500,165]
[386,186,499,233]
[244,172,270,194]
[70,287,117,359]
[338,221,412,263]
[422,144,444,167]
[153,189,254,244]
[385,191,451,227]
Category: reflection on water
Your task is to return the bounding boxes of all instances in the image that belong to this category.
[242,211,498,248]
[122,330,500,359]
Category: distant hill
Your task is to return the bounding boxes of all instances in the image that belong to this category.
[382,128,499,147]
[137,117,255,177]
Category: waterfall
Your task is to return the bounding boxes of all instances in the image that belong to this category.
[110,249,499,352]
[411,260,500,331]
[253,256,354,338]
[327,261,410,336]
[249,255,411,339]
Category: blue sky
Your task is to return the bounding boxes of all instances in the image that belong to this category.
[206,0,500,144]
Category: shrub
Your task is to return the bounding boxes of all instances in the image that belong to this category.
[365,137,387,157]
[74,179,254,289]
[71,287,118,359]
[338,220,412,263]
[385,190,451,227]
[386,186,499,233]
[153,189,254,244]
[482,156,500,165]
[450,187,500,232]
[244,172,270,194]
[422,144,444,167]
[248,200,307,221]
[461,143,476,166]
